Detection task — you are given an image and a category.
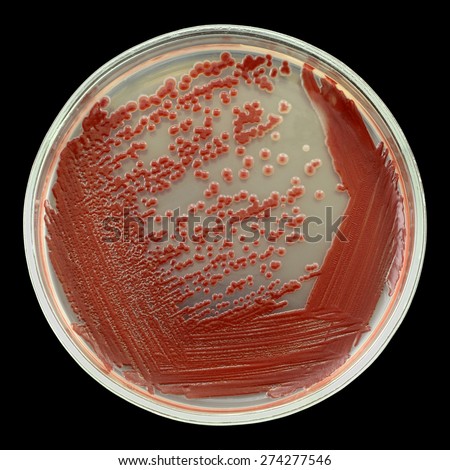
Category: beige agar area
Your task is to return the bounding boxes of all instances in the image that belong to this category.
[100,51,349,311]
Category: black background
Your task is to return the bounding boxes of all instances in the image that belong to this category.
[8,8,445,450]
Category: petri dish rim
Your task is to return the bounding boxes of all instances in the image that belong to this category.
[23,24,426,425]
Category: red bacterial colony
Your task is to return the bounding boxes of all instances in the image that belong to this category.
[44,52,405,399]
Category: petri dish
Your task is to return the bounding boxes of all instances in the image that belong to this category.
[24,25,426,425]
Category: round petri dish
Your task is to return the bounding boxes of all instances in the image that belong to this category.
[24,25,426,425]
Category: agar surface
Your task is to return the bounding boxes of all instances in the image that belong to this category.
[45,52,405,399]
